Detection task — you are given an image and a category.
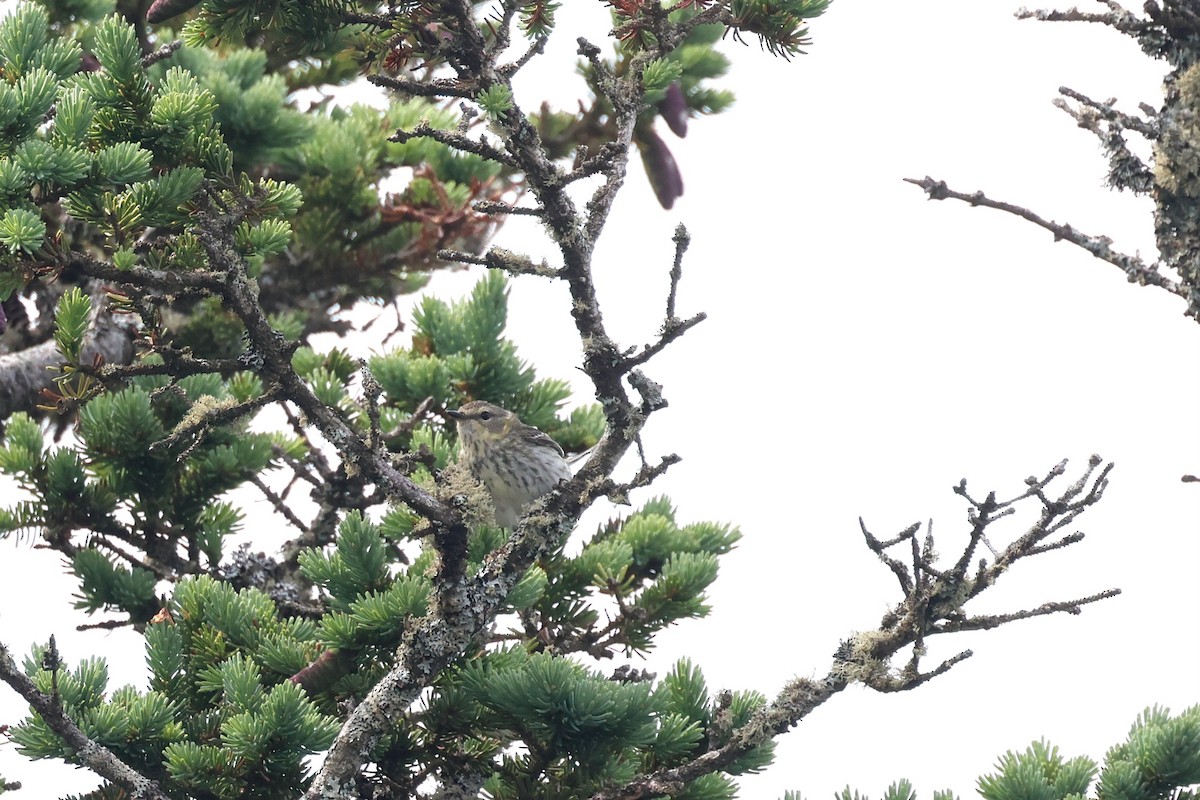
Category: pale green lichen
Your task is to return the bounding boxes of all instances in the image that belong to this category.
[831,631,894,685]
[581,474,610,503]
[438,460,497,529]
[171,394,236,436]
[1154,62,1200,197]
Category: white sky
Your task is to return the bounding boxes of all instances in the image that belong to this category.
[2,1,1198,797]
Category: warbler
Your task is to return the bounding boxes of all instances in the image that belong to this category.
[445,400,571,527]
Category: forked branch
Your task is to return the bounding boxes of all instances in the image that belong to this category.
[593,457,1119,799]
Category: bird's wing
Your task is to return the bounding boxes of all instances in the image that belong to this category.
[524,427,566,457]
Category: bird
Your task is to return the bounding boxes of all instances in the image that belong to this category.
[445,400,571,527]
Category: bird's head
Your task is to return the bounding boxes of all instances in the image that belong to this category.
[445,400,518,444]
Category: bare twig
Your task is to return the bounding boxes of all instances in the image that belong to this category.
[666,223,690,320]
[251,475,309,533]
[390,121,518,168]
[934,590,1121,633]
[498,34,549,77]
[864,649,976,693]
[860,519,920,595]
[854,457,1118,675]
[564,142,626,185]
[622,313,707,371]
[904,176,1186,297]
[1056,85,1159,137]
[340,9,396,28]
[606,454,681,506]
[1051,86,1157,193]
[436,246,556,276]
[140,39,181,68]
[621,224,708,370]
[577,38,642,244]
[473,199,544,216]
[1014,3,1153,34]
[368,74,475,100]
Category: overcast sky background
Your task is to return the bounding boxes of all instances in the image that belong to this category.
[2,0,1198,797]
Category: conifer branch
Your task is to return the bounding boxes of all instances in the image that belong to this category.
[279,411,331,487]
[273,417,363,571]
[441,0,491,74]
[672,2,739,39]
[428,765,489,800]
[590,455,1123,800]
[7,5,810,797]
[591,675,847,800]
[66,249,228,292]
[543,613,633,660]
[110,190,458,533]
[0,6,841,798]
[0,301,135,420]
[0,643,172,800]
[369,9,709,449]
[88,534,176,582]
[601,457,1122,799]
[307,462,630,797]
[91,347,246,381]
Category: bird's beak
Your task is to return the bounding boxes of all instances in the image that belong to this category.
[445,409,465,420]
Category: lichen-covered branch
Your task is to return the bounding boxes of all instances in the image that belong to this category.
[389,121,518,168]
[436,246,555,276]
[194,196,459,529]
[1053,86,1157,193]
[1013,3,1153,35]
[590,675,845,800]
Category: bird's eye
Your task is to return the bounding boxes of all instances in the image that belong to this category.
[479,411,492,421]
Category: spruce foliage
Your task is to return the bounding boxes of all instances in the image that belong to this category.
[0,0,1190,799]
